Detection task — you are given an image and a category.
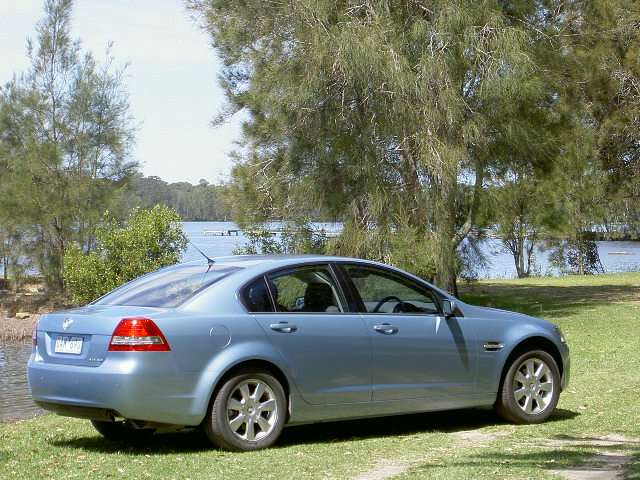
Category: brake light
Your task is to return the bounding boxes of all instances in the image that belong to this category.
[108,317,170,351]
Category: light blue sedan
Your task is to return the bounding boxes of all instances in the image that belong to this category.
[28,255,569,450]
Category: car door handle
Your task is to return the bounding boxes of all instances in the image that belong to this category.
[373,323,398,335]
[270,322,298,333]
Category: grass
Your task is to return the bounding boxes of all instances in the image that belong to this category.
[1,273,639,479]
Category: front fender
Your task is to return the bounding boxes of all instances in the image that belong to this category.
[475,318,566,394]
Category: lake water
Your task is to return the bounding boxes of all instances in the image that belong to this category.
[0,341,41,422]
[1,221,639,422]
[182,221,640,279]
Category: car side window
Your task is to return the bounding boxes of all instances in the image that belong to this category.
[344,265,440,315]
[243,277,275,313]
[267,265,344,313]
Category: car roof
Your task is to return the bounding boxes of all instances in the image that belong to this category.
[179,254,379,270]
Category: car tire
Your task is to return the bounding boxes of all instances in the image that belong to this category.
[90,420,153,441]
[496,349,561,424]
[203,369,287,451]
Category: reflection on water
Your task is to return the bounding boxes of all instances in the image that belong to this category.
[0,341,42,421]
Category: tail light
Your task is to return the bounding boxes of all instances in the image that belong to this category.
[108,317,170,352]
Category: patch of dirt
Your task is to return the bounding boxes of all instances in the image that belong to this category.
[451,429,510,446]
[547,434,640,449]
[0,313,39,341]
[546,435,639,480]
[551,451,632,480]
[353,429,510,480]
[353,460,412,480]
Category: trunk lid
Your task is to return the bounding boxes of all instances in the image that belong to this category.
[36,305,168,367]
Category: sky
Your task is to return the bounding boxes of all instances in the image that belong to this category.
[0,0,244,184]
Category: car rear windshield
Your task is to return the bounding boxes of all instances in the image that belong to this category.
[93,264,242,308]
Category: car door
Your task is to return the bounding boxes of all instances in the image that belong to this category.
[247,264,371,405]
[340,263,477,402]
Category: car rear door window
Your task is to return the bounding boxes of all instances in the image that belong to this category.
[344,265,440,314]
[243,277,275,312]
[267,265,344,313]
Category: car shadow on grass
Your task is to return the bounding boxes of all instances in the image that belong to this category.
[277,408,578,447]
[49,407,579,454]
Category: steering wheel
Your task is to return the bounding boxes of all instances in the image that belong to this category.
[373,295,402,313]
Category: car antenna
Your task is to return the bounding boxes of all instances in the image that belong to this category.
[189,240,215,267]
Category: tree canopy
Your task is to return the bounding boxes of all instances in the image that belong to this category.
[189,0,590,290]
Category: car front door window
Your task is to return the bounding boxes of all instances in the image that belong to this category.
[344,265,439,314]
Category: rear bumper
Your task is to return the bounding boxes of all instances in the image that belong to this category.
[28,353,205,426]
[33,401,118,421]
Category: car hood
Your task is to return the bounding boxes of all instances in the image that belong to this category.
[461,303,554,328]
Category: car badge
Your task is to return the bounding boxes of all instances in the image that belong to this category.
[62,318,74,331]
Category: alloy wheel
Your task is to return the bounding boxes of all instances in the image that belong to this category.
[512,357,554,415]
[226,379,278,441]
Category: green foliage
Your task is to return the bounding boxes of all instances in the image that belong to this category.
[63,206,187,304]
[328,220,436,282]
[191,0,640,283]
[0,226,29,292]
[549,239,605,276]
[0,0,136,291]
[233,221,327,255]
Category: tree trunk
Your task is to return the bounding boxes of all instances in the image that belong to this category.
[434,174,459,294]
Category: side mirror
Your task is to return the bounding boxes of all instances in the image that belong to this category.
[442,299,456,317]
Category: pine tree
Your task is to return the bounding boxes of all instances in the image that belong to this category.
[0,0,136,290]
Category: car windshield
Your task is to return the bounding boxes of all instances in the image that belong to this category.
[93,264,242,308]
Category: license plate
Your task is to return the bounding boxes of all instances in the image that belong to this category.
[54,336,83,355]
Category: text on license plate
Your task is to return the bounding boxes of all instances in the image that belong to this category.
[54,336,83,355]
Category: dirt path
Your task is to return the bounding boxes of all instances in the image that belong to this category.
[353,428,510,480]
[353,431,639,480]
[548,435,639,480]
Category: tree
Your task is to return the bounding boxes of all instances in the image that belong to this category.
[190,0,564,292]
[492,173,543,278]
[63,205,188,304]
[120,174,230,221]
[534,0,640,273]
[0,0,136,290]
[586,1,640,236]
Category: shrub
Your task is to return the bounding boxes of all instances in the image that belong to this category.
[63,206,188,304]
